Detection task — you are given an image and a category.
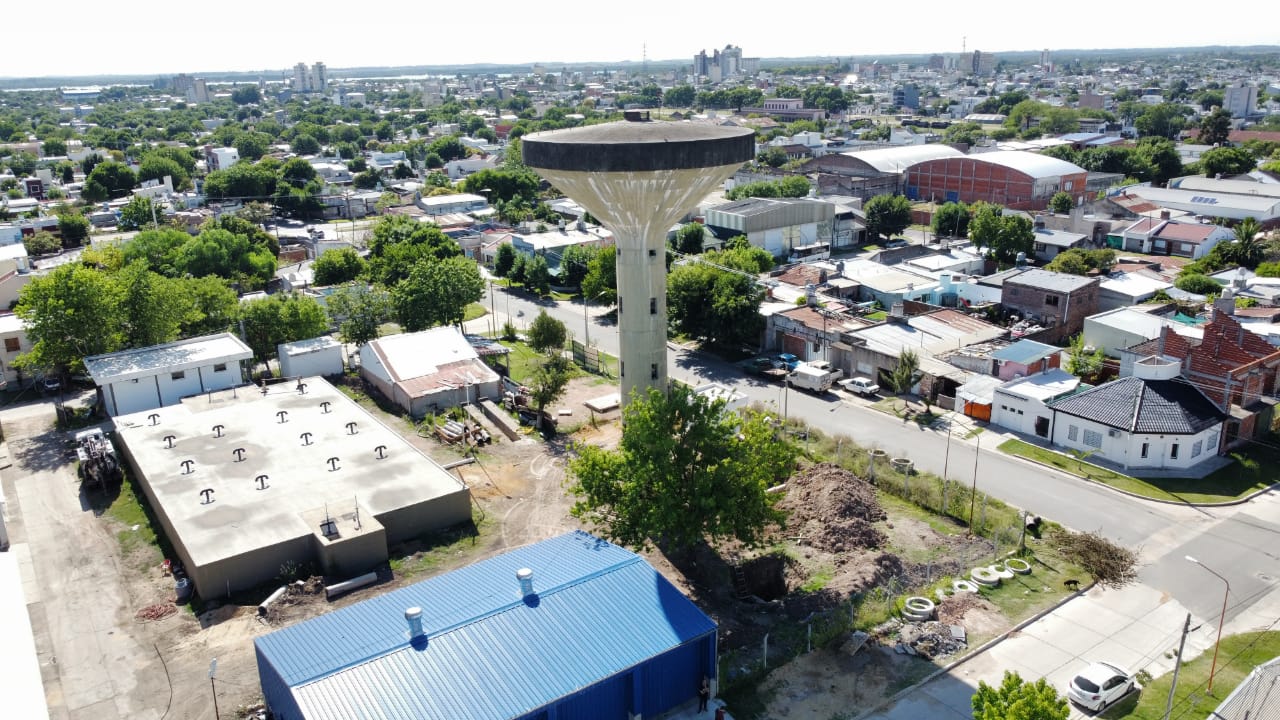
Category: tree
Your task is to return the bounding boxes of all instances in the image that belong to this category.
[528,355,573,430]
[230,85,262,105]
[1049,528,1138,589]
[234,131,272,161]
[180,276,239,337]
[353,168,381,190]
[972,671,1069,720]
[461,168,539,206]
[1175,273,1222,295]
[326,284,392,346]
[524,254,552,296]
[82,161,137,201]
[174,227,277,290]
[116,262,195,349]
[57,212,90,247]
[118,196,157,231]
[392,256,485,331]
[6,151,37,176]
[667,261,765,349]
[1198,107,1233,147]
[864,194,913,241]
[674,223,707,255]
[14,264,123,376]
[931,202,970,239]
[1049,191,1074,214]
[203,161,278,200]
[291,134,321,155]
[1045,248,1116,276]
[757,147,788,168]
[1134,103,1187,139]
[527,310,567,355]
[42,138,67,157]
[1065,333,1104,380]
[664,84,696,107]
[568,382,798,551]
[968,202,1004,252]
[23,231,62,256]
[493,242,517,279]
[122,227,189,275]
[994,215,1035,265]
[138,154,190,190]
[580,246,617,305]
[239,293,329,363]
[312,248,366,285]
[558,243,597,289]
[1198,147,1257,178]
[888,349,921,396]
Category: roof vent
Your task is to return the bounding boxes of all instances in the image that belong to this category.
[623,110,651,122]
[517,568,535,598]
[405,607,424,639]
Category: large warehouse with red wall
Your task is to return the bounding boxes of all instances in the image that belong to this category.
[903,150,1087,210]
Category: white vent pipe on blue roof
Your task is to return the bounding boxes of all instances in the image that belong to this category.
[517,568,534,598]
[405,606,424,639]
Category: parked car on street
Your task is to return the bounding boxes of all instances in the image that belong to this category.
[1067,661,1134,712]
[775,353,800,371]
[838,376,880,397]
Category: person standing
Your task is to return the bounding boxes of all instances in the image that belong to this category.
[698,676,710,712]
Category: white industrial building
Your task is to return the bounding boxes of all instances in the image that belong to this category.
[990,368,1081,439]
[278,336,345,379]
[1082,307,1205,357]
[1115,186,1280,224]
[85,333,253,416]
[703,198,835,259]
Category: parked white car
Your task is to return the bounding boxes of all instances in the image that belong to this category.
[838,376,880,397]
[1067,661,1134,712]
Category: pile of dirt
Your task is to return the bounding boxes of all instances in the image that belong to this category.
[777,463,887,554]
[937,592,988,625]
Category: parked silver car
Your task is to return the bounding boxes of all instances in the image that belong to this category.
[1067,661,1134,712]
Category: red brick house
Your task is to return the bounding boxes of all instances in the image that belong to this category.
[1126,311,1280,448]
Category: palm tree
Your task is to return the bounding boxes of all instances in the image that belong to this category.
[1228,217,1264,269]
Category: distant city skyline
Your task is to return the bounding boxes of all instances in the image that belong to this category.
[8,0,1278,79]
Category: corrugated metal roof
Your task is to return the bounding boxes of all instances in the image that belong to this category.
[84,332,252,383]
[842,144,964,173]
[256,532,716,720]
[1208,654,1280,720]
[965,150,1085,178]
[990,339,1058,366]
[1004,268,1097,293]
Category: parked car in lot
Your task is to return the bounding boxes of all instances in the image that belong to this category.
[838,376,880,397]
[885,238,910,248]
[1067,661,1134,711]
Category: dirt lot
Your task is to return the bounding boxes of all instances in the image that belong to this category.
[5,375,1048,720]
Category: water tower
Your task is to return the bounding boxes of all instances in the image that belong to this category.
[521,112,754,403]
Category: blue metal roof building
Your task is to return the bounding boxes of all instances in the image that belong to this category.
[255,531,718,720]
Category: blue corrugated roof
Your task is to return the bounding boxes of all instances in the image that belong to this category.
[256,531,716,719]
[990,339,1059,366]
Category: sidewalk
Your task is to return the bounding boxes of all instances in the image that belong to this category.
[860,582,1216,720]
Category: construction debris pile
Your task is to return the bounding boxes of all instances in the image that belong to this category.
[777,463,887,554]
[937,591,987,625]
[894,620,968,660]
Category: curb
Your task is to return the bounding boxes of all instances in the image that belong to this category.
[853,580,1099,720]
[1000,449,1280,508]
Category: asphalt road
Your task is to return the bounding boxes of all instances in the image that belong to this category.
[483,282,1280,629]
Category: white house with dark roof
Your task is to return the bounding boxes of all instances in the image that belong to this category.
[85,333,253,416]
[1047,356,1226,470]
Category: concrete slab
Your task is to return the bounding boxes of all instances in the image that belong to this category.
[114,377,471,596]
[1050,594,1135,635]
[987,634,1077,678]
[1021,616,1107,657]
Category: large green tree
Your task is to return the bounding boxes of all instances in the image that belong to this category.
[82,161,137,202]
[527,310,567,355]
[864,194,913,240]
[57,211,90,247]
[392,256,485,331]
[568,383,799,551]
[326,284,392,346]
[137,154,190,191]
[173,227,277,290]
[667,260,765,349]
[239,293,329,363]
[1197,147,1257,178]
[366,215,462,286]
[461,168,539,206]
[14,264,124,375]
[673,222,707,255]
[117,196,157,231]
[116,262,196,349]
[580,245,617,305]
[1197,107,1233,146]
[971,671,1068,720]
[931,202,970,239]
[312,247,366,285]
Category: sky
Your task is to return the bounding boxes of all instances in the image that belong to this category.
[7,0,1275,79]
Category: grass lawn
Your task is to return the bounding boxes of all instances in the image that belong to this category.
[388,508,491,581]
[998,439,1273,504]
[864,310,888,321]
[463,302,487,322]
[1101,631,1280,719]
[871,396,941,426]
[105,470,165,571]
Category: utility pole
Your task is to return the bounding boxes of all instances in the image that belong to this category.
[209,658,220,720]
[1163,613,1192,720]
[968,432,981,534]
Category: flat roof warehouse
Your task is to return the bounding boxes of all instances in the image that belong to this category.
[113,377,471,597]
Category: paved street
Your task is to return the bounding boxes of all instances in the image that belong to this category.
[478,284,1280,716]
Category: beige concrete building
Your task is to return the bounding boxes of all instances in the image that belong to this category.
[113,377,471,598]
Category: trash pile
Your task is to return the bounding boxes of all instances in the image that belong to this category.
[777,463,887,553]
[134,603,177,622]
[894,620,968,660]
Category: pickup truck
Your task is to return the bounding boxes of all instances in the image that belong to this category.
[787,361,843,392]
[838,376,881,397]
[743,357,789,382]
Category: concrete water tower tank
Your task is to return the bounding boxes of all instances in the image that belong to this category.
[522,112,754,404]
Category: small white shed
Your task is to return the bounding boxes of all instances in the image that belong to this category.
[278,336,345,379]
[85,333,253,416]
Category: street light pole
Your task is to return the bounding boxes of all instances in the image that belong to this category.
[1186,555,1230,694]
[968,431,981,534]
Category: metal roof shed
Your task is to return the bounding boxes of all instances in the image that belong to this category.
[255,531,718,720]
